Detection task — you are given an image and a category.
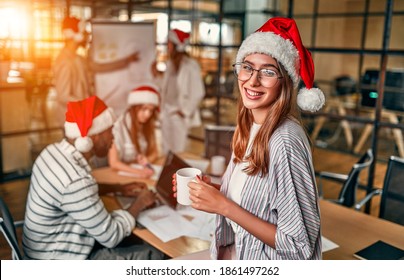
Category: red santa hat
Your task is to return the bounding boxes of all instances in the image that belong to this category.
[64,96,116,153]
[62,16,86,43]
[127,84,160,108]
[168,29,190,52]
[236,17,325,112]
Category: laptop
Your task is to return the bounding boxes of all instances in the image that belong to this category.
[154,151,191,208]
[116,151,190,209]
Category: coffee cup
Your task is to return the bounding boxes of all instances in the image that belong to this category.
[210,155,226,176]
[176,167,202,205]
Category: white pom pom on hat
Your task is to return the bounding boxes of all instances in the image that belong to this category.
[168,29,190,52]
[64,96,116,153]
[236,17,325,112]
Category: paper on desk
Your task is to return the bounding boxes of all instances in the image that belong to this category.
[117,164,163,181]
[176,205,215,241]
[321,236,339,252]
[137,205,200,242]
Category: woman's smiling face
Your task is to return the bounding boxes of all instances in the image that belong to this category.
[238,53,282,123]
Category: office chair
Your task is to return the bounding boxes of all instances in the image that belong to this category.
[0,196,24,260]
[204,124,236,164]
[355,156,404,226]
[318,149,374,207]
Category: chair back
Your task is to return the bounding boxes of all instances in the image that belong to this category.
[338,149,373,207]
[204,124,235,164]
[379,156,404,225]
[0,196,23,260]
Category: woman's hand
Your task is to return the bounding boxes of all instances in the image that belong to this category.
[188,177,228,215]
[171,173,213,198]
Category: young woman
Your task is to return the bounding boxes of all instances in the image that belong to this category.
[108,84,160,179]
[175,17,325,260]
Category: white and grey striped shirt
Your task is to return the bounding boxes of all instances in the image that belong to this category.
[22,139,135,259]
[210,118,322,260]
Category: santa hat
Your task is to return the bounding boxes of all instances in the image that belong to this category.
[64,96,116,153]
[127,84,160,108]
[236,17,325,112]
[168,29,190,52]
[62,16,86,43]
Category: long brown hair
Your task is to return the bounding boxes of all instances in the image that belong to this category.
[126,105,158,157]
[232,61,303,176]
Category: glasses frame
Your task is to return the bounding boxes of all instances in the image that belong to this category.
[232,62,284,88]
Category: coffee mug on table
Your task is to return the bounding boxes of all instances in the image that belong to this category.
[210,155,226,176]
[176,167,202,205]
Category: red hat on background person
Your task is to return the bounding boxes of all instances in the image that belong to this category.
[64,96,116,153]
[168,29,190,52]
[127,83,160,109]
[236,17,325,112]
[62,16,86,43]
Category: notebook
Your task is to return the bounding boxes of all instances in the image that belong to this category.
[116,151,190,209]
[353,240,404,260]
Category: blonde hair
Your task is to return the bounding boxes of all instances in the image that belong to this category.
[126,105,158,157]
[232,62,305,176]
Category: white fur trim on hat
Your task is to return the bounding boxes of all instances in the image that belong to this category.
[127,90,159,107]
[64,107,116,139]
[168,30,189,52]
[297,87,325,112]
[236,32,300,87]
[62,29,84,42]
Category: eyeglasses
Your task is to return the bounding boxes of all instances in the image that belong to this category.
[233,62,283,88]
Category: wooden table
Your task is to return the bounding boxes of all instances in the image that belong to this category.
[320,199,404,260]
[93,164,404,260]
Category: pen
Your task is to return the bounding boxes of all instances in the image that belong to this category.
[145,163,154,171]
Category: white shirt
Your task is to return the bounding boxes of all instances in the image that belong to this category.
[227,122,261,232]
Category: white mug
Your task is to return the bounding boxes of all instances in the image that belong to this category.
[176,167,202,205]
[210,155,226,176]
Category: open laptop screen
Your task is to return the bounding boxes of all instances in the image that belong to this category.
[155,151,190,208]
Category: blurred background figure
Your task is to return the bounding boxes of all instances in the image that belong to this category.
[108,84,160,178]
[52,16,93,126]
[153,28,205,154]
[52,16,140,127]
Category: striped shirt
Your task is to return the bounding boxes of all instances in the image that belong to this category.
[22,139,135,260]
[210,119,322,260]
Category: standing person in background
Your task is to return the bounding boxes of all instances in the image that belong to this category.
[153,29,205,154]
[23,96,163,260]
[174,17,325,259]
[108,84,160,179]
[53,16,139,126]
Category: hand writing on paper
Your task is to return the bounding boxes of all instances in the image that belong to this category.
[128,189,156,218]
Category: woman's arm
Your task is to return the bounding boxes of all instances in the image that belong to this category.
[108,143,153,179]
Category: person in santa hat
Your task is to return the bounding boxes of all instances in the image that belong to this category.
[22,96,164,260]
[108,84,160,178]
[174,17,324,260]
[153,28,205,154]
[52,16,139,126]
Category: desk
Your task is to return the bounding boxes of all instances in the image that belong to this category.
[93,165,404,260]
[320,199,404,260]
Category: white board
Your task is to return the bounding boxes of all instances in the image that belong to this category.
[91,21,155,116]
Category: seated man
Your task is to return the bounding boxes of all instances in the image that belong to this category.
[22,96,163,260]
